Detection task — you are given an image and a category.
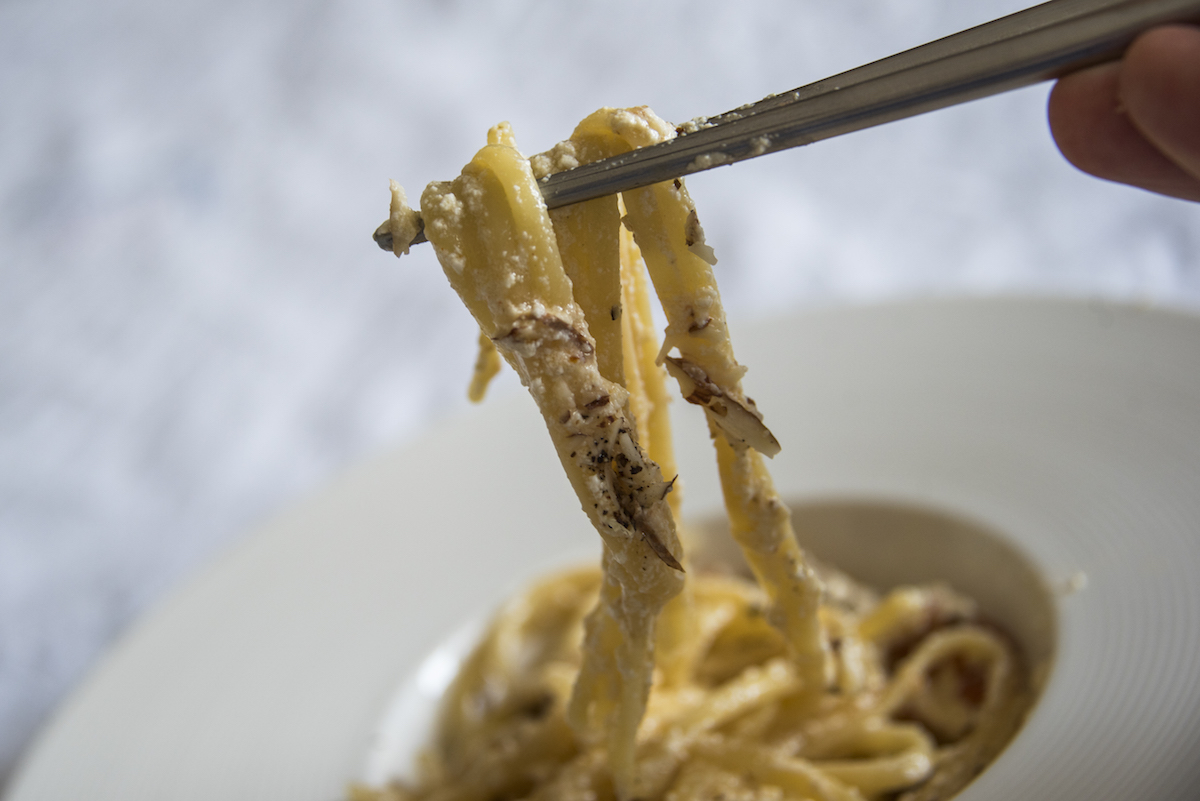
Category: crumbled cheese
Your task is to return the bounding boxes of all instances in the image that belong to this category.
[383,180,424,256]
[683,209,717,266]
[675,116,713,135]
[611,107,675,148]
[687,151,731,172]
[488,121,517,148]
[530,140,580,180]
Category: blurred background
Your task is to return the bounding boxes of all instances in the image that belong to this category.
[2,0,1198,786]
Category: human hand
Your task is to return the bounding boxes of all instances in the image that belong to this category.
[1048,24,1200,202]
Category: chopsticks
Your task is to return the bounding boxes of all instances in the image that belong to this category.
[380,0,1200,251]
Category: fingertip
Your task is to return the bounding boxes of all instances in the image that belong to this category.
[1047,62,1123,177]
[1047,45,1200,202]
[1047,61,1172,185]
[1120,24,1200,180]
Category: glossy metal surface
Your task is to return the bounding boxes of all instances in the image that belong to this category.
[541,0,1200,208]
[387,0,1200,249]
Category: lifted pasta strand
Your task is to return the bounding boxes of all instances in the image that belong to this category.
[550,191,625,385]
[713,431,825,698]
[562,107,827,689]
[467,331,502,403]
[537,120,697,717]
[420,125,684,800]
[374,108,1031,801]
[618,174,693,689]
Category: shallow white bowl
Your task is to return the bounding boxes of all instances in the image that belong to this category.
[7,297,1200,801]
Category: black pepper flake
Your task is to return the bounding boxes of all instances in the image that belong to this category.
[660,475,678,500]
[639,530,684,572]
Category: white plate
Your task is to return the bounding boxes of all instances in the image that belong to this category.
[8,298,1200,801]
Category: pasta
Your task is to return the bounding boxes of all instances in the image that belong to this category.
[364,107,1032,801]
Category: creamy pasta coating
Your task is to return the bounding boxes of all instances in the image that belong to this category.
[365,108,1031,801]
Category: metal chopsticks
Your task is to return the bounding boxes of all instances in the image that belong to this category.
[384,0,1200,250]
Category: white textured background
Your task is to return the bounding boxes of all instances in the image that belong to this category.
[1,0,1198,787]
